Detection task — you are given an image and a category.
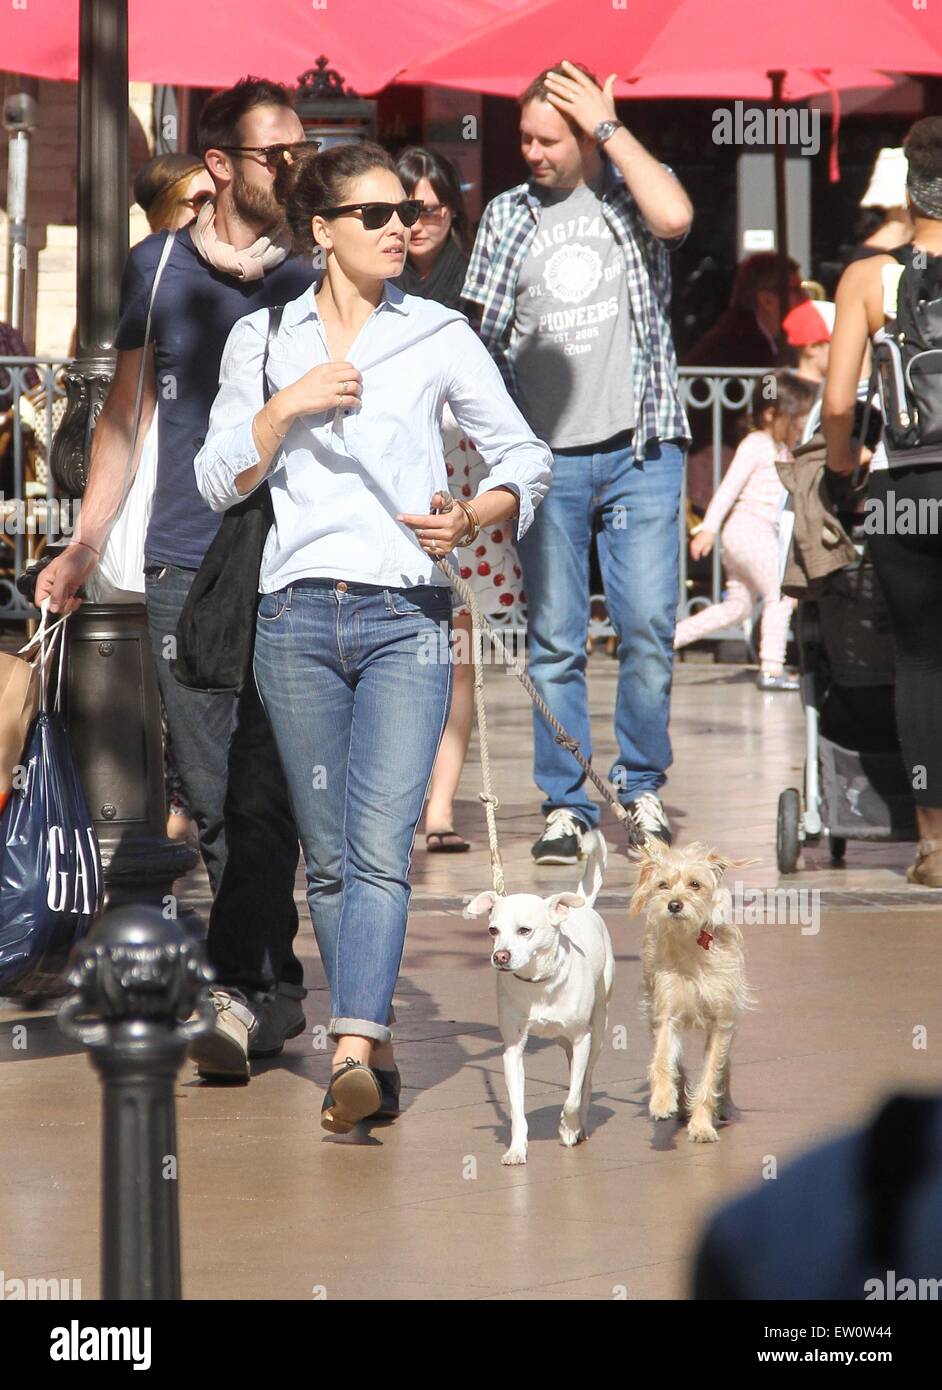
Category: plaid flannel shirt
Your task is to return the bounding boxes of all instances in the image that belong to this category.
[462,159,691,450]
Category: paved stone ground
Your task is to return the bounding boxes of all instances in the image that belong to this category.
[2,654,941,1300]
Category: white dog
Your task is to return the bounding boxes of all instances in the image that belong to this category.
[464,831,614,1165]
[629,838,755,1143]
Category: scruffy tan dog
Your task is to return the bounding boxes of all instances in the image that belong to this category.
[629,838,755,1143]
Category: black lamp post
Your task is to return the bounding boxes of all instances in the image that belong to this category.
[48,0,196,907]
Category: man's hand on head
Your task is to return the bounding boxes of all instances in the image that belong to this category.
[542,61,618,139]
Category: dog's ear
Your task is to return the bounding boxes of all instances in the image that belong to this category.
[707,851,761,883]
[706,850,732,882]
[628,859,660,917]
[546,891,584,925]
[463,890,498,919]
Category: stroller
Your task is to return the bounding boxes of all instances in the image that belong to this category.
[775,395,917,873]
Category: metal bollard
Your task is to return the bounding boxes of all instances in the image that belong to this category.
[58,905,215,1300]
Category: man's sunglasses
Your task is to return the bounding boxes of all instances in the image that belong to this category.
[216,140,321,167]
[319,200,424,230]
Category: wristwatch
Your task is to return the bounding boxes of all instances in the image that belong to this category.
[594,119,623,145]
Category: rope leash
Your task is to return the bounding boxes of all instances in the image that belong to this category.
[430,496,634,896]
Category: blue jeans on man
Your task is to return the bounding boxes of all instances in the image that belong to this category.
[517,433,684,828]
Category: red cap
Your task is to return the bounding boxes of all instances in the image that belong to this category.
[782,299,835,347]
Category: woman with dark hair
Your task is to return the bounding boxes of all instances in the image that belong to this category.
[824,117,942,886]
[394,147,529,852]
[195,141,552,1131]
[392,146,470,307]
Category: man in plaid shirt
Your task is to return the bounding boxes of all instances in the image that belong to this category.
[463,61,692,859]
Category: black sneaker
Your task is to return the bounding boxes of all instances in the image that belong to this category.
[625,792,673,846]
[531,808,591,865]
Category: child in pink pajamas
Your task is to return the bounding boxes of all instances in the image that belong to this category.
[674,370,819,689]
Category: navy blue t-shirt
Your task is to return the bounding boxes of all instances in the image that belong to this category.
[114,230,318,569]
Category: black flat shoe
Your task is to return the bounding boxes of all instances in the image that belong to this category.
[321,1057,382,1134]
[372,1066,402,1119]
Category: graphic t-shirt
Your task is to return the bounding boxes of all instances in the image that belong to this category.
[114,229,318,569]
[510,176,635,449]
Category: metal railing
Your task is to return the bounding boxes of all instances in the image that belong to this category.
[1,359,769,637]
[0,356,71,620]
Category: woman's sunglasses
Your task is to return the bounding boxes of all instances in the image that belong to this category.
[180,192,214,212]
[320,200,424,230]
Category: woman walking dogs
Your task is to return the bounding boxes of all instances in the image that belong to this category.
[195,142,552,1133]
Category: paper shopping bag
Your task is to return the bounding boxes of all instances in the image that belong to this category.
[0,647,40,816]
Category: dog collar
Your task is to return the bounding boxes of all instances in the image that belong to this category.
[697,928,713,951]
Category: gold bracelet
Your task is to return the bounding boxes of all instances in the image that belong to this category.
[454,498,480,545]
[465,505,481,544]
[454,502,475,544]
[263,402,288,441]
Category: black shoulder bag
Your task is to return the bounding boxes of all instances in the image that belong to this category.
[172,305,284,693]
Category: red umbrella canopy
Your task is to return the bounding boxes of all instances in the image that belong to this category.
[5,0,528,94]
[399,0,942,95]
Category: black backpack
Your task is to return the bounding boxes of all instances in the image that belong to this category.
[873,245,942,465]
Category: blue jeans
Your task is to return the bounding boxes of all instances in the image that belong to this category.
[253,579,454,1045]
[517,435,684,826]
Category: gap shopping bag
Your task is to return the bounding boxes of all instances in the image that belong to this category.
[0,613,103,994]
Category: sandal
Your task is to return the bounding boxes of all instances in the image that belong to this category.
[426,829,470,853]
[906,839,942,889]
[321,1057,382,1134]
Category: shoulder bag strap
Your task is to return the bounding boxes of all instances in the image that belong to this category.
[120,230,177,511]
[262,305,285,405]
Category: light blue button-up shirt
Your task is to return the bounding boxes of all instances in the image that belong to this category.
[194,280,553,594]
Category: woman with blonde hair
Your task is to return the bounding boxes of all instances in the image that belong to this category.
[134,152,215,232]
[130,153,213,841]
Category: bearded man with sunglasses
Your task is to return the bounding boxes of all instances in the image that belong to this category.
[38,78,319,1079]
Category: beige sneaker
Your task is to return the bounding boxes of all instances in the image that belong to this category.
[189,990,257,1083]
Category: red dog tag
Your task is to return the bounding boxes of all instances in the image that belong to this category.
[697,928,713,951]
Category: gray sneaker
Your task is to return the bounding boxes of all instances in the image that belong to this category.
[189,989,258,1083]
[249,982,308,1058]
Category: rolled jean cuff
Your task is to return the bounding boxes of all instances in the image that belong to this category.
[329,1016,391,1046]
